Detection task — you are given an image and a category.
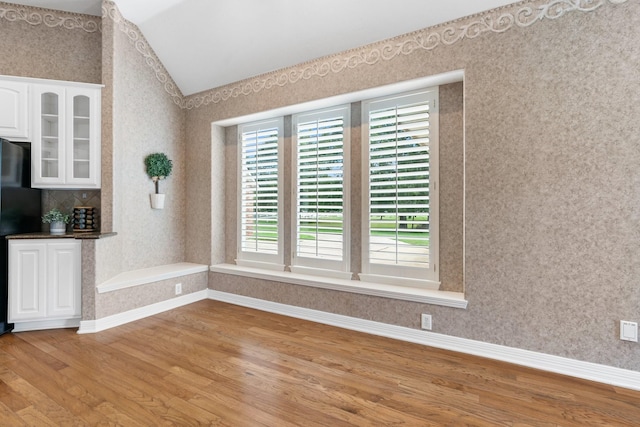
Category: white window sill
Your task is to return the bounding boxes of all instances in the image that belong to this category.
[209,263,467,309]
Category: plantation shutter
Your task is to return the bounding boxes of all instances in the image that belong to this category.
[293,106,350,275]
[238,119,283,265]
[364,89,438,285]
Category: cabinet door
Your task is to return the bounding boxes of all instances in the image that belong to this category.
[8,242,47,322]
[47,241,81,318]
[65,88,101,188]
[0,81,29,140]
[31,85,66,187]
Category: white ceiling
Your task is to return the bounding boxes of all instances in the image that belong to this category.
[9,0,516,95]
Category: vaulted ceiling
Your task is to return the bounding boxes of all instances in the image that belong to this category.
[9,0,516,95]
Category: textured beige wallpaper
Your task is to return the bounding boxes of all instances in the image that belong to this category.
[0,2,101,83]
[81,240,97,320]
[184,107,214,265]
[100,0,115,232]
[94,3,192,318]
[102,5,187,273]
[189,0,640,371]
[438,82,464,292]
[222,125,237,265]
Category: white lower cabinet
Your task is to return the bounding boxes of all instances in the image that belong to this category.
[8,239,81,331]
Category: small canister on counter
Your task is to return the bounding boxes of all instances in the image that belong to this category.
[73,206,98,232]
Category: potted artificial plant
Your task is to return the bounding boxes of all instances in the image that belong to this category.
[144,152,173,209]
[42,208,71,235]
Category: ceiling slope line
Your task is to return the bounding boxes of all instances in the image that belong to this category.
[182,0,628,110]
[102,0,184,106]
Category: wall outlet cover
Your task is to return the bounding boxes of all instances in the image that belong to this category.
[620,320,638,342]
[421,313,432,330]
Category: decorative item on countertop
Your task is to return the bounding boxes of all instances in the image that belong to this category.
[144,152,173,210]
[73,206,98,232]
[42,208,71,235]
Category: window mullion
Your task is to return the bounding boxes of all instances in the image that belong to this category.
[394,109,399,265]
[315,122,320,257]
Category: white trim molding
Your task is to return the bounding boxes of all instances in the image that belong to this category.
[96,262,209,294]
[208,290,640,392]
[77,290,208,334]
[210,263,468,309]
[74,288,640,390]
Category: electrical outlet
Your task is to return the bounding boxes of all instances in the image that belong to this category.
[175,283,182,295]
[421,313,432,330]
[620,320,638,342]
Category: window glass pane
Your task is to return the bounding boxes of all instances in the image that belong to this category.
[240,125,280,255]
[296,114,345,262]
[369,100,431,269]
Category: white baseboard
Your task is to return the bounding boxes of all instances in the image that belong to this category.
[75,287,640,391]
[208,289,640,392]
[77,290,208,334]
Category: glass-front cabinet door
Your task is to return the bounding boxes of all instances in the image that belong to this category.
[32,85,65,184]
[71,94,91,180]
[66,88,100,187]
[31,83,101,189]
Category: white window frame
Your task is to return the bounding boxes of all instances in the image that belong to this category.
[236,118,285,270]
[291,105,351,279]
[360,87,440,289]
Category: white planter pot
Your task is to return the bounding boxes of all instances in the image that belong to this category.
[50,221,66,235]
[150,193,166,209]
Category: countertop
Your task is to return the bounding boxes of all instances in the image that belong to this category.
[5,231,117,240]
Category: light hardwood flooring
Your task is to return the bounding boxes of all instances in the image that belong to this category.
[0,300,639,426]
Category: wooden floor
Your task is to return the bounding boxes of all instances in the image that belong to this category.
[0,301,639,426]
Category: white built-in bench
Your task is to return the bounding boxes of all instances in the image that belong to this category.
[96,262,209,294]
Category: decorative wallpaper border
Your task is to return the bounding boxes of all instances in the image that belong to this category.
[4,0,626,110]
[182,0,628,110]
[0,1,100,32]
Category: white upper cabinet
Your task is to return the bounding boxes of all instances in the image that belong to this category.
[0,75,102,189]
[32,83,101,189]
[0,80,29,140]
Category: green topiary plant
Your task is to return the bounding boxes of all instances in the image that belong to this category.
[41,208,71,224]
[144,153,173,194]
